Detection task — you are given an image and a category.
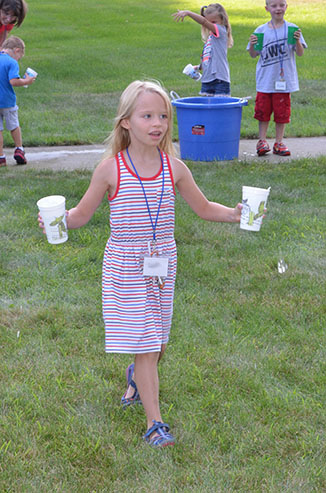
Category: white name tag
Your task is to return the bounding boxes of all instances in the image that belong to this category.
[275,80,287,91]
[143,256,169,277]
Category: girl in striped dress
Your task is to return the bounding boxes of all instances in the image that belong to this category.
[38,80,242,447]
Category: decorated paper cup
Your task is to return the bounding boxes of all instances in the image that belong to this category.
[37,195,68,244]
[240,186,270,232]
[24,67,38,88]
[254,32,264,51]
[287,26,299,45]
[182,63,201,81]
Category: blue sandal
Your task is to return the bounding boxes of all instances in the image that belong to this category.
[143,420,175,448]
[121,363,142,409]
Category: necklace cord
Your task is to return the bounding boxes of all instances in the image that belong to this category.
[126,147,165,242]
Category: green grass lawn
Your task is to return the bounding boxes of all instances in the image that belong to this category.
[5,0,326,146]
[1,0,326,490]
[1,156,326,491]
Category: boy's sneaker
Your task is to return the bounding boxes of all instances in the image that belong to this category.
[14,148,27,165]
[256,139,271,156]
[273,142,291,156]
[0,156,6,167]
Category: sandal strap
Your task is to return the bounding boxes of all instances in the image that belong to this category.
[127,363,138,392]
[149,433,174,447]
[143,420,170,441]
[121,363,142,409]
[129,379,137,391]
[143,420,175,447]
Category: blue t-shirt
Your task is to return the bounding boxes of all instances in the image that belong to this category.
[0,52,20,108]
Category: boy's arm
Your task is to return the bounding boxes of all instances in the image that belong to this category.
[172,10,217,34]
[294,29,304,56]
[10,74,36,87]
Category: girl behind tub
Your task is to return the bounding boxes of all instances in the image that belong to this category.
[173,3,233,96]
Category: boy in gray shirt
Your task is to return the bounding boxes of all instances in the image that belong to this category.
[248,0,306,156]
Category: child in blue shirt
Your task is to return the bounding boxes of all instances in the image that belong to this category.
[0,35,35,167]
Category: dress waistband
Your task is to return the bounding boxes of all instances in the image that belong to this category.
[109,236,175,247]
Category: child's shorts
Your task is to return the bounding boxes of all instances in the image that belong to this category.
[200,78,231,96]
[0,105,19,131]
[254,92,291,123]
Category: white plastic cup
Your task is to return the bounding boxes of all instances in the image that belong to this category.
[24,67,38,88]
[240,186,270,232]
[182,63,202,81]
[37,195,68,244]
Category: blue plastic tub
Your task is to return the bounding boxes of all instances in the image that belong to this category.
[172,96,248,162]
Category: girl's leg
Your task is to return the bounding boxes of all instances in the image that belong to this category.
[158,343,167,362]
[134,352,162,429]
[123,343,167,399]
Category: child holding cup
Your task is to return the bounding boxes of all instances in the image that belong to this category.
[173,4,233,97]
[247,0,307,157]
[0,36,36,167]
[38,80,242,447]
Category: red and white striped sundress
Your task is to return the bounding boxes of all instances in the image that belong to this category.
[102,150,177,353]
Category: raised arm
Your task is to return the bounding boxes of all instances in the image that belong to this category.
[172,9,217,34]
[171,157,241,223]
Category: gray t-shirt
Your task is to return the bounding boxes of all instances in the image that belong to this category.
[201,24,230,83]
[246,21,307,93]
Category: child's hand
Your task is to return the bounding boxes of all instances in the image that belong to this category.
[234,203,242,222]
[24,73,36,86]
[172,10,189,22]
[249,34,258,46]
[38,211,69,234]
[38,212,46,234]
[294,28,301,41]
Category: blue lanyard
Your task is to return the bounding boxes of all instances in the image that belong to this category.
[126,147,165,242]
[271,21,287,77]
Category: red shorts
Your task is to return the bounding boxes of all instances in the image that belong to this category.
[254,92,291,124]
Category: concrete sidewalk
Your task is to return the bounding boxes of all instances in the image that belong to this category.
[4,136,326,171]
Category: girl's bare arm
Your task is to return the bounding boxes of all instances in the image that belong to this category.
[172,10,217,34]
[66,157,117,229]
[171,157,241,223]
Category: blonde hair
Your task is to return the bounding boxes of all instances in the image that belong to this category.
[105,80,175,157]
[2,35,25,52]
[200,3,233,48]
